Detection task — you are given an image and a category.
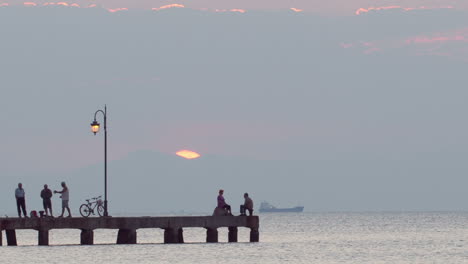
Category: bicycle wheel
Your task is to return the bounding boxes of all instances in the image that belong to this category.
[97,204,105,217]
[79,204,91,217]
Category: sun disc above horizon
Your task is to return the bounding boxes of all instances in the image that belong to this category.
[176,150,201,159]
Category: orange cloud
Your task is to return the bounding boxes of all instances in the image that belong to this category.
[355,5,454,15]
[23,2,80,7]
[290,8,303,13]
[23,2,37,6]
[107,7,128,13]
[176,150,201,160]
[152,4,184,11]
[213,8,246,13]
[230,9,246,13]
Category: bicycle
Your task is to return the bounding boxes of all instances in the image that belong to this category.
[79,196,105,217]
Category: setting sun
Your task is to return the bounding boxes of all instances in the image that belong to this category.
[176,150,201,159]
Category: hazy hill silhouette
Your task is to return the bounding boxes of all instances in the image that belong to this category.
[60,149,468,215]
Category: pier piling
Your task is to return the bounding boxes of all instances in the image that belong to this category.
[250,228,259,242]
[164,228,182,243]
[206,228,218,243]
[38,229,49,246]
[6,229,17,246]
[80,229,94,245]
[228,227,238,242]
[116,229,137,244]
[177,228,184,243]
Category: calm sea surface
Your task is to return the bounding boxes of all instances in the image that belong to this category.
[1,212,467,263]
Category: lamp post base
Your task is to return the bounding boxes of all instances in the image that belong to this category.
[104,200,109,217]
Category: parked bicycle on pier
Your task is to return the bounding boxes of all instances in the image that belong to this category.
[79,196,105,217]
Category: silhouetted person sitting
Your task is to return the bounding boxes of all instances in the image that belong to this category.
[40,184,53,217]
[217,189,232,215]
[15,183,27,218]
[240,193,254,216]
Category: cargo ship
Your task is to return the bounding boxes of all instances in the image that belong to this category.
[259,202,304,213]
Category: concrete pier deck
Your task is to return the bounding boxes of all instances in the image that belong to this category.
[0,216,259,246]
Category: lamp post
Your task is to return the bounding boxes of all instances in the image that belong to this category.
[90,105,109,217]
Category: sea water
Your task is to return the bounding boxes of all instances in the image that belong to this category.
[1,212,467,263]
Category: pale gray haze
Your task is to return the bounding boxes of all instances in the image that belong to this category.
[0,6,467,215]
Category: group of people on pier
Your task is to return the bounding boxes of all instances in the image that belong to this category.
[14,184,252,218]
[217,189,254,216]
[14,182,72,218]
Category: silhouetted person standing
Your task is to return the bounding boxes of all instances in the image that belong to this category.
[54,181,71,217]
[40,184,53,217]
[15,183,27,218]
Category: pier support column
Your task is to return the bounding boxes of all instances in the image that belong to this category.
[178,228,184,243]
[116,229,137,244]
[6,230,17,246]
[80,229,94,245]
[206,228,218,243]
[38,229,49,246]
[164,228,183,243]
[228,227,238,242]
[250,228,259,242]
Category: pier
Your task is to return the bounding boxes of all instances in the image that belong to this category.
[0,216,259,246]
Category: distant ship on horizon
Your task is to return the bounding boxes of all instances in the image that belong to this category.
[259,202,304,213]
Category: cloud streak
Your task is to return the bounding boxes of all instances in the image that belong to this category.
[290,8,303,13]
[152,4,185,11]
[340,27,468,60]
[0,1,251,14]
[355,5,454,15]
[1,1,467,15]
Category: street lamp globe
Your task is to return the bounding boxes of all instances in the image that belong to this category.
[91,120,100,134]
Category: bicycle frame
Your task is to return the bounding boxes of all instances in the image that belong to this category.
[87,201,99,215]
[80,196,104,217]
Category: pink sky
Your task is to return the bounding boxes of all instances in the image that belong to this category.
[0,0,467,173]
[2,0,468,14]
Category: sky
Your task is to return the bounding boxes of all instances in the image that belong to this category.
[0,2,467,214]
